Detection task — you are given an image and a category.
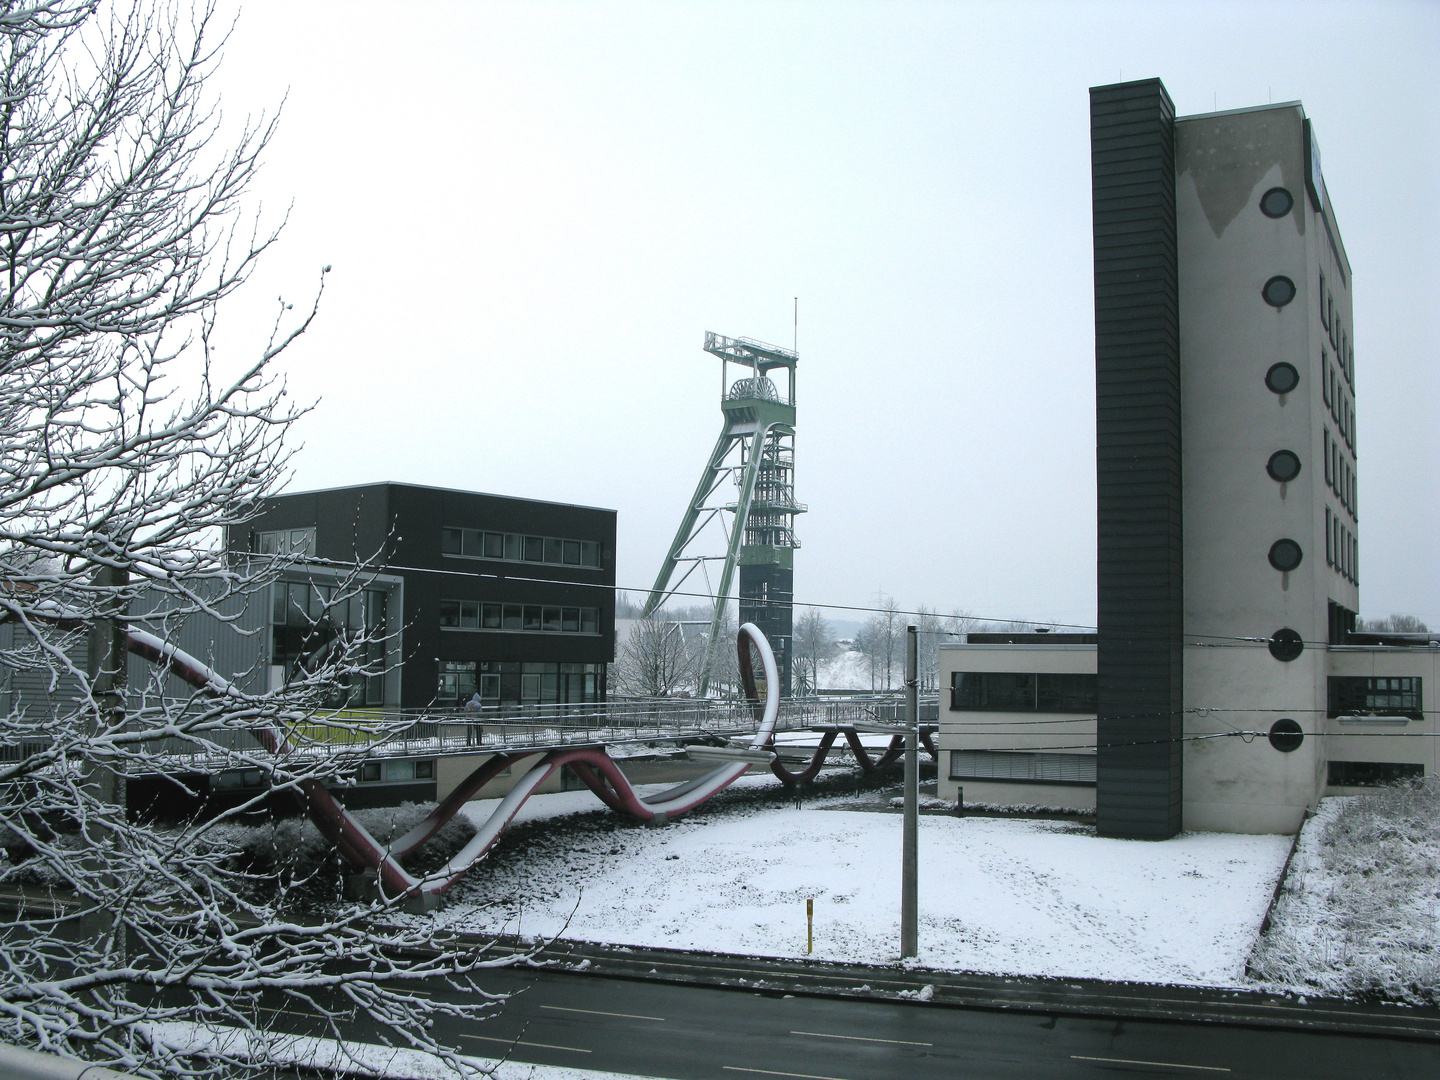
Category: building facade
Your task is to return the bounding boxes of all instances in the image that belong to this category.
[936,80,1435,836]
[233,483,616,711]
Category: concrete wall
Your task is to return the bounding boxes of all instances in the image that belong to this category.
[1174,102,1352,834]
[1323,646,1439,793]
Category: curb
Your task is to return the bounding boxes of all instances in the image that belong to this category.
[459,934,1440,1042]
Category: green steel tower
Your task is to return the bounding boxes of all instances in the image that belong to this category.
[644,332,803,696]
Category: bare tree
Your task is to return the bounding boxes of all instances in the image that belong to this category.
[612,612,696,696]
[0,4,495,1075]
[915,605,944,692]
[1357,614,1430,634]
[792,606,834,696]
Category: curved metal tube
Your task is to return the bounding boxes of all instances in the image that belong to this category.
[123,620,781,907]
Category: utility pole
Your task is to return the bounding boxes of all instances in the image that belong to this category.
[901,624,918,958]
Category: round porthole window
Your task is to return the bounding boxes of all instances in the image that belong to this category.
[1266,450,1302,483]
[1269,718,1304,753]
[1260,187,1294,218]
[1264,362,1299,395]
[1268,538,1303,572]
[1268,628,1304,662]
[1262,275,1297,307]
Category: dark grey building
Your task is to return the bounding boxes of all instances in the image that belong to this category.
[233,483,616,710]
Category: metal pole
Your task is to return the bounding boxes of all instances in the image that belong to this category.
[901,624,918,958]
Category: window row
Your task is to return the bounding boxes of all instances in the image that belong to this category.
[442,526,603,568]
[358,758,434,783]
[949,672,1098,713]
[437,660,604,705]
[948,750,1096,785]
[1319,272,1354,389]
[272,581,387,631]
[1328,676,1423,720]
[1323,429,1356,519]
[1321,354,1356,453]
[256,527,316,557]
[1325,508,1357,584]
[439,600,600,635]
[1328,760,1423,787]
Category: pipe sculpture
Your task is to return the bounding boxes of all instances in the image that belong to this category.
[123,621,782,909]
[764,727,939,786]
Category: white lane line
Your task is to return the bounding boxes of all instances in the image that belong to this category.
[790,1029,932,1047]
[541,1004,666,1022]
[1072,1055,1231,1073]
[459,1033,592,1054]
[724,1067,852,1080]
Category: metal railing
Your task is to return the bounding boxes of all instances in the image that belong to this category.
[6,695,940,774]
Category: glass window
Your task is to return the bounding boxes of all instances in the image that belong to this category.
[581,608,599,634]
[479,674,500,700]
[442,528,463,555]
[581,541,600,567]
[1329,761,1423,787]
[460,528,482,556]
[360,762,382,783]
[414,760,434,780]
[561,607,579,632]
[523,535,543,562]
[436,661,476,701]
[543,606,562,632]
[460,601,479,628]
[563,540,581,565]
[1035,673,1099,712]
[1264,362,1298,395]
[1262,275,1296,307]
[482,603,502,629]
[502,604,522,630]
[439,600,461,628]
[504,533,521,561]
[1268,539,1303,572]
[365,590,386,634]
[1259,187,1293,218]
[951,672,1036,711]
[523,605,542,631]
[544,538,563,564]
[484,532,504,559]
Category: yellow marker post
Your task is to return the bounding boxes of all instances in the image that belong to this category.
[806,898,813,955]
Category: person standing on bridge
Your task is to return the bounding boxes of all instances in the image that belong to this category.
[465,690,483,745]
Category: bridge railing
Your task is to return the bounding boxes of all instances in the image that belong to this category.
[72,694,938,773]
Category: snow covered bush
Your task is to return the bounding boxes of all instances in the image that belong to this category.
[1249,782,1440,1003]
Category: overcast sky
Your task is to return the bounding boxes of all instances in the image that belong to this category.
[207,0,1439,629]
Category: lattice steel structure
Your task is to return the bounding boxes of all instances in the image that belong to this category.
[644,332,804,696]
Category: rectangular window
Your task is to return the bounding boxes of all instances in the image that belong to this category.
[561,607,579,632]
[581,607,599,634]
[581,541,601,567]
[502,604,522,630]
[504,533,522,561]
[1324,430,1333,487]
[482,603,502,629]
[523,605,542,631]
[544,537,563,564]
[414,759,434,780]
[442,527,463,555]
[1328,760,1423,787]
[439,600,461,628]
[436,661,476,701]
[1325,507,1333,566]
[949,750,1096,785]
[950,672,1097,713]
[479,673,501,700]
[1329,676,1422,720]
[523,535,543,562]
[542,606,562,632]
[1319,273,1328,329]
[563,539,581,565]
[484,532,504,559]
[1321,352,1332,407]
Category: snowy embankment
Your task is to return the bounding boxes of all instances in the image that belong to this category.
[425,785,1291,988]
[1248,786,1440,1003]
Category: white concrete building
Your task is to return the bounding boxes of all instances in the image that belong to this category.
[936,82,1436,836]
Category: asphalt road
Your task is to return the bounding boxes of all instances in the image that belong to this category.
[271,966,1438,1080]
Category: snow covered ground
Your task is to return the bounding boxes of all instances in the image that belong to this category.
[433,781,1292,988]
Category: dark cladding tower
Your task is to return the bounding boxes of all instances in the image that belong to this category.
[645,332,803,696]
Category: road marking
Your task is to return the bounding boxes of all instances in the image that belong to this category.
[724,1067,853,1080]
[541,1004,666,1022]
[790,1030,932,1047]
[1072,1055,1230,1073]
[459,1033,592,1054]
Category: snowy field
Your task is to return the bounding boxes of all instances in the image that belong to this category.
[426,781,1293,988]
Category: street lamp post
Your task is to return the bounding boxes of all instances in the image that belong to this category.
[901,624,918,959]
